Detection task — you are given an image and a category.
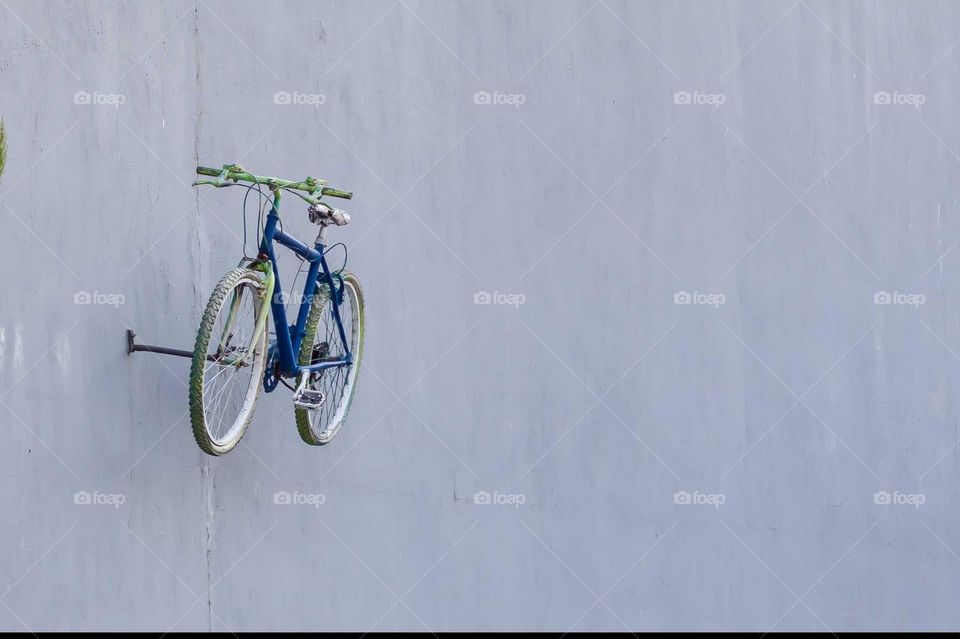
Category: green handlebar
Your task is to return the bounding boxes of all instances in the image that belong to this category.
[195,164,353,200]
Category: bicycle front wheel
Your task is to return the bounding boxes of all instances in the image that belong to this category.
[295,271,365,445]
[189,267,268,455]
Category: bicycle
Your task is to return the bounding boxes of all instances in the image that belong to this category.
[188,164,365,455]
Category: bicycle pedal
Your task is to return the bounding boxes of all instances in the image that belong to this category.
[293,388,325,410]
[292,375,325,410]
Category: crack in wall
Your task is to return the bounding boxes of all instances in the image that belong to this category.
[201,462,214,632]
[192,2,213,633]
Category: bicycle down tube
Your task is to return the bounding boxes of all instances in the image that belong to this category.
[261,189,353,378]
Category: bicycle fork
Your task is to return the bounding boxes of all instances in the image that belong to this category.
[216,259,274,367]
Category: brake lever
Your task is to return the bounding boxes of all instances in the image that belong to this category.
[192,166,233,188]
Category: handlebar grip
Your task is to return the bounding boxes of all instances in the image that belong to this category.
[321,187,353,200]
[196,166,220,176]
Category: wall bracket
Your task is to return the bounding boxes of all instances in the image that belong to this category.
[127,329,212,361]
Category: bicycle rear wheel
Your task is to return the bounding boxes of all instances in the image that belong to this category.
[189,267,268,455]
[295,272,365,445]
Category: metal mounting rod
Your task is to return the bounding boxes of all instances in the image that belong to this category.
[127,329,214,361]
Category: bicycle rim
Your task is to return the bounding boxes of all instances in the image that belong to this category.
[302,276,363,442]
[202,281,264,446]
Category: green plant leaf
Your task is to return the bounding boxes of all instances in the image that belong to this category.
[0,120,6,182]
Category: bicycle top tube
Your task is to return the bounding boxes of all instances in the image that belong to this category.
[194,164,353,204]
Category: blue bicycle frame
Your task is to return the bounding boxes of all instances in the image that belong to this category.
[260,190,352,389]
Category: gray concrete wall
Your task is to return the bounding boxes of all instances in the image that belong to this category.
[2,0,960,631]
